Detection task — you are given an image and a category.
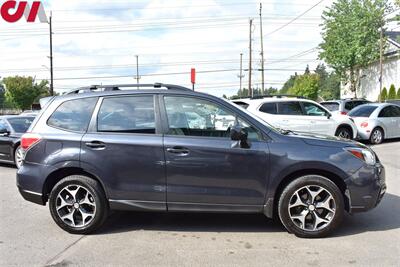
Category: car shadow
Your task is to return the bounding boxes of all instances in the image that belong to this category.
[0,162,16,169]
[97,193,400,237]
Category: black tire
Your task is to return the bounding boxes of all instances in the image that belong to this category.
[49,175,108,234]
[278,175,344,238]
[369,128,384,145]
[335,127,352,140]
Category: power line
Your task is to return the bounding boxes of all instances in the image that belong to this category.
[264,0,325,37]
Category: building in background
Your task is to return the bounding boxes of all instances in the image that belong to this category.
[341,31,399,101]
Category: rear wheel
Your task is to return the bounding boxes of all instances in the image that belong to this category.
[14,145,23,169]
[49,175,108,234]
[335,127,352,140]
[278,175,344,238]
[370,128,384,144]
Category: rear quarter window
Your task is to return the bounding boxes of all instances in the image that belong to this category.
[259,103,277,114]
[47,98,98,132]
[321,102,339,111]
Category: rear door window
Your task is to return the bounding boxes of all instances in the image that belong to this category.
[97,96,156,134]
[345,102,354,110]
[48,98,98,132]
[259,103,277,114]
[277,102,303,115]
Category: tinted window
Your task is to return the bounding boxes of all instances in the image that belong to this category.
[345,102,353,110]
[7,117,34,133]
[48,98,98,132]
[348,106,378,117]
[321,102,339,111]
[233,101,249,109]
[352,101,368,110]
[379,106,400,118]
[0,120,8,131]
[259,103,277,114]
[392,106,400,117]
[277,102,303,115]
[164,96,261,140]
[97,96,156,134]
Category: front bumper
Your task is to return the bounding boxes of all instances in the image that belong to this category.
[345,162,386,213]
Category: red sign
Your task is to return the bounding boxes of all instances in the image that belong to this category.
[191,68,196,84]
[1,1,47,23]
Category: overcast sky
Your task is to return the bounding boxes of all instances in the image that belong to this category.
[0,0,396,96]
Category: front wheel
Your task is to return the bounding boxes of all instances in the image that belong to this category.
[278,175,344,238]
[49,175,109,234]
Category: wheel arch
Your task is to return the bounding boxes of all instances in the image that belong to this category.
[335,124,354,138]
[267,168,350,219]
[42,167,108,203]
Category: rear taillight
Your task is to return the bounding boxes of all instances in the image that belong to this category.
[340,111,348,115]
[361,122,369,128]
[21,133,42,151]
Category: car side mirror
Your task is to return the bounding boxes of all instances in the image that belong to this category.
[0,128,10,136]
[327,113,332,119]
[230,126,250,149]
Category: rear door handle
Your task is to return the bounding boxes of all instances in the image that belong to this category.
[85,141,106,149]
[166,147,190,156]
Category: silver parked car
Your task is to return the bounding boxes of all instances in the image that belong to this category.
[320,99,371,115]
[348,103,400,144]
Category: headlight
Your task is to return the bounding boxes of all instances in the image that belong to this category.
[344,147,376,165]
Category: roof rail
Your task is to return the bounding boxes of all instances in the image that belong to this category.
[250,94,305,100]
[65,83,191,95]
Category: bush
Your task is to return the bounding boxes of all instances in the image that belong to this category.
[380,87,388,101]
[388,84,397,99]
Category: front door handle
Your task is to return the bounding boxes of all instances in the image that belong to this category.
[166,147,190,156]
[85,141,106,149]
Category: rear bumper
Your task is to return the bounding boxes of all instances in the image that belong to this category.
[345,162,386,213]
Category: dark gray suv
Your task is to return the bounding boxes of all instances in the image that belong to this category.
[17,84,386,238]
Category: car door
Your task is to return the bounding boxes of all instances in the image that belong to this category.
[161,95,269,212]
[391,106,400,138]
[276,101,311,133]
[81,95,167,210]
[0,119,12,162]
[377,106,397,138]
[301,102,335,135]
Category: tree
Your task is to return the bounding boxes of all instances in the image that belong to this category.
[397,87,400,99]
[280,73,297,94]
[315,63,341,100]
[380,87,388,101]
[388,84,396,99]
[3,76,49,110]
[289,74,320,100]
[319,0,389,96]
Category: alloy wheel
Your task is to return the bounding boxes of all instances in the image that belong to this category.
[14,146,24,169]
[288,185,336,231]
[337,130,351,139]
[371,130,383,144]
[56,185,96,228]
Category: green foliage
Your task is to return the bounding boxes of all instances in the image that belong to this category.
[397,87,400,99]
[288,74,320,101]
[3,76,49,110]
[319,0,389,93]
[380,87,388,101]
[315,63,341,100]
[280,73,298,94]
[388,84,397,99]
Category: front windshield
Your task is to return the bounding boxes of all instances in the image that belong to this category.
[7,117,35,133]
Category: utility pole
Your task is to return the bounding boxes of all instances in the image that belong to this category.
[238,53,245,95]
[259,3,265,95]
[248,18,253,98]
[135,55,140,85]
[49,12,54,96]
[379,27,383,102]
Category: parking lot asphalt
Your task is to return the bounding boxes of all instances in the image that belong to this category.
[0,142,399,267]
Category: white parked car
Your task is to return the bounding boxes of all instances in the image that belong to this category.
[233,96,358,139]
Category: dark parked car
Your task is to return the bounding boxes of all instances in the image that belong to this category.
[17,84,386,238]
[0,115,35,168]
